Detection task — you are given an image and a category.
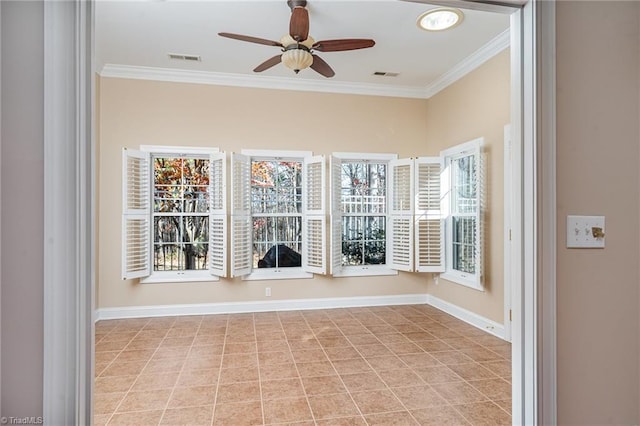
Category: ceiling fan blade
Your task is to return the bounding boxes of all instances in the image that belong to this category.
[253,55,282,72]
[289,7,309,41]
[310,54,335,78]
[218,32,283,47]
[312,39,376,52]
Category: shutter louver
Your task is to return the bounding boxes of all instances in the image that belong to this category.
[121,149,151,280]
[388,159,414,272]
[329,156,343,275]
[231,153,252,277]
[302,155,326,274]
[475,147,484,284]
[415,157,445,272]
[389,217,413,270]
[209,152,227,277]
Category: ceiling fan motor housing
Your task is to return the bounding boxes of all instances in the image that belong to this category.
[287,0,307,11]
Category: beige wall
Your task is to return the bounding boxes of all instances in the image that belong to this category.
[98,79,434,309]
[97,53,508,315]
[424,50,510,323]
[556,2,640,423]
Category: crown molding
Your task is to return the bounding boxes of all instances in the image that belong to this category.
[98,64,429,99]
[424,29,510,98]
[98,30,509,100]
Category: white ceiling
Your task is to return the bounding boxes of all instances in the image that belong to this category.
[95,0,509,98]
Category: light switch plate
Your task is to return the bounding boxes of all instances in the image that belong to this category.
[566,215,605,248]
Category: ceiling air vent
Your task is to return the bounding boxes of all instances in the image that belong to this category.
[373,71,400,77]
[168,53,201,62]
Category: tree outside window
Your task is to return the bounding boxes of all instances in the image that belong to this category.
[152,156,210,271]
[251,160,303,268]
[340,161,387,266]
[450,154,478,274]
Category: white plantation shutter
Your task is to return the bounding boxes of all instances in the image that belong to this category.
[231,153,252,277]
[209,152,227,277]
[387,158,414,272]
[121,148,151,280]
[415,157,445,272]
[475,146,484,284]
[302,156,326,274]
[329,156,343,275]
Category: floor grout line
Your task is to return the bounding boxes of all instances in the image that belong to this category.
[209,314,230,426]
[99,317,157,425]
[280,311,320,426]
[363,307,437,425]
[157,315,204,426]
[253,312,267,426]
[94,305,512,426]
[304,310,367,425]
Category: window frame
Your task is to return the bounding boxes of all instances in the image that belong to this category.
[330,152,398,278]
[440,138,484,290]
[122,145,226,284]
[233,149,324,281]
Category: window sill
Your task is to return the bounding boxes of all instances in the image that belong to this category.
[242,268,313,281]
[439,272,483,291]
[140,273,220,284]
[332,265,398,278]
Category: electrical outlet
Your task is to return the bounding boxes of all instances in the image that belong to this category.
[566,215,605,248]
[265,287,271,297]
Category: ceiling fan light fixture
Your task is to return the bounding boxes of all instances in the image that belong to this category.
[417,8,464,32]
[281,48,313,73]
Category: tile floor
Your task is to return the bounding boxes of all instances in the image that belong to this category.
[94,305,511,425]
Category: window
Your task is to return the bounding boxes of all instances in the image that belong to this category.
[121,146,227,282]
[231,150,325,279]
[152,155,209,272]
[441,138,483,289]
[251,159,303,270]
[330,153,396,277]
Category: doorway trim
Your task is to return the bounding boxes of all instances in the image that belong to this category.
[504,124,513,343]
[41,1,556,425]
[534,1,558,423]
[42,1,94,424]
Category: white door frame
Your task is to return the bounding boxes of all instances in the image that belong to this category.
[533,1,558,423]
[42,0,556,425]
[42,1,94,424]
[511,1,557,423]
[504,124,513,344]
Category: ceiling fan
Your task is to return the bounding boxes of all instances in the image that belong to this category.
[218,0,375,78]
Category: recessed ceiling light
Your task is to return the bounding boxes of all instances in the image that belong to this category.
[417,8,464,32]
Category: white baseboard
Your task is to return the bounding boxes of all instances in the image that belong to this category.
[96,294,507,341]
[95,293,429,321]
[426,294,506,340]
